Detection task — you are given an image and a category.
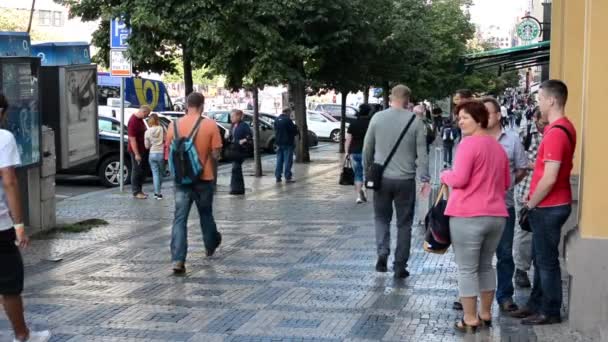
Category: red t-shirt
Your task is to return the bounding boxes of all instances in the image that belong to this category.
[127,115,147,154]
[529,117,576,207]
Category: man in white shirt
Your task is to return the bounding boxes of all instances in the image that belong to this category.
[0,94,50,342]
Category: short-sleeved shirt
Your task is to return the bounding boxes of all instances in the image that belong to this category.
[497,129,529,208]
[347,117,370,154]
[166,115,223,181]
[0,129,21,230]
[529,117,577,207]
[127,115,147,154]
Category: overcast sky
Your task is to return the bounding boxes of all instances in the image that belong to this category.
[469,0,529,29]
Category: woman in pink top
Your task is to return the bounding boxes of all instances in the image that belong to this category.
[440,100,510,334]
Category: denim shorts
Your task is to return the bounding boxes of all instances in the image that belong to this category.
[351,153,364,183]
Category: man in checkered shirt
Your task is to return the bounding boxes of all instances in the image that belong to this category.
[514,108,548,288]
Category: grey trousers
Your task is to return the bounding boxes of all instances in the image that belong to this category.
[450,216,506,297]
[514,198,533,271]
[374,178,416,268]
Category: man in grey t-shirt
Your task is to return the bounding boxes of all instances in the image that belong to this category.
[363,85,430,278]
[483,97,528,312]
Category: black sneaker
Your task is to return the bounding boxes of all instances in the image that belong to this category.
[206,232,222,257]
[394,264,410,279]
[276,178,282,183]
[515,269,531,288]
[154,194,163,200]
[375,256,388,272]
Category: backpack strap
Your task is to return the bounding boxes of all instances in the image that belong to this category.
[552,125,574,146]
[188,117,205,140]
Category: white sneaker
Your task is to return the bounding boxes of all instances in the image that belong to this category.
[14,330,51,342]
[356,198,364,204]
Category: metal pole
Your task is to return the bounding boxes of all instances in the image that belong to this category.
[119,77,125,192]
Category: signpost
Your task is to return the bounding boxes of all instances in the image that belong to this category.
[110,18,132,192]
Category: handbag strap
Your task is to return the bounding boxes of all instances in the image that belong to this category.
[383,114,416,169]
[434,184,449,206]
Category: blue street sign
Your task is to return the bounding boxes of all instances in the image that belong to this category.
[110,18,131,49]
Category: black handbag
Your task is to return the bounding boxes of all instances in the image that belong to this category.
[339,156,355,186]
[365,115,416,190]
[224,143,244,162]
[519,206,532,232]
[423,184,451,254]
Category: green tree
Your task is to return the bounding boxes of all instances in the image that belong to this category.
[57,0,209,95]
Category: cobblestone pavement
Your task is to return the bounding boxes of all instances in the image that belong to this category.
[0,145,597,342]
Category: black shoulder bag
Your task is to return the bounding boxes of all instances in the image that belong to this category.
[365,115,416,190]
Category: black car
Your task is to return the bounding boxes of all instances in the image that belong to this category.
[60,115,229,187]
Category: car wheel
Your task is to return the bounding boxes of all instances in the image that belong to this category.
[98,155,130,187]
[268,139,278,154]
[330,129,341,143]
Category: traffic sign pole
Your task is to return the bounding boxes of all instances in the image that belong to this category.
[119,77,125,192]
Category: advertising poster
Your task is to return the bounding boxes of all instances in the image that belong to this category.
[1,60,40,167]
[64,67,97,165]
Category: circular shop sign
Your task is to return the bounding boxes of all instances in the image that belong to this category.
[517,17,541,41]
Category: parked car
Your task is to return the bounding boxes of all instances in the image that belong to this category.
[306,110,346,143]
[258,113,319,150]
[310,103,359,124]
[61,114,229,187]
[208,111,318,152]
[172,97,186,111]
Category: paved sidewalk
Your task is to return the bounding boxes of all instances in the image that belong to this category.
[0,145,597,341]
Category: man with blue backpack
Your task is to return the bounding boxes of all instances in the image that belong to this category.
[166,92,223,274]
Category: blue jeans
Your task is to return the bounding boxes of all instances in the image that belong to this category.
[171,182,221,263]
[526,205,572,317]
[496,206,516,304]
[148,153,164,195]
[275,145,294,180]
[350,153,364,183]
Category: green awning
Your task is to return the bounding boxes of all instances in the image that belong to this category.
[462,41,550,73]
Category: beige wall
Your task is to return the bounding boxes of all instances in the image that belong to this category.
[551,0,608,238]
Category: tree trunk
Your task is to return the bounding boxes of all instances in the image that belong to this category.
[382,81,390,109]
[183,43,194,96]
[292,81,310,163]
[363,86,370,104]
[339,91,347,154]
[252,87,263,177]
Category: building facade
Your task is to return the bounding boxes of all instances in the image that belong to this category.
[550,0,608,339]
[0,0,97,43]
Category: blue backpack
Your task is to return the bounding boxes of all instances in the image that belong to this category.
[169,117,204,185]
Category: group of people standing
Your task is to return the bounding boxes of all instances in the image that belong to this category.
[356,80,575,334]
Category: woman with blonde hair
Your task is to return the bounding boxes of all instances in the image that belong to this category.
[144,113,165,200]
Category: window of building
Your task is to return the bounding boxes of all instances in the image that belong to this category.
[53,11,64,27]
[38,10,51,26]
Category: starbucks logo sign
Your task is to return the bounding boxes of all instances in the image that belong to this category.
[517,17,542,41]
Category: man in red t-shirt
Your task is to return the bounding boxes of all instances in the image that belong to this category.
[510,80,576,325]
[128,105,151,199]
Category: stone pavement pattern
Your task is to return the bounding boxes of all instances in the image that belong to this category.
[0,145,596,342]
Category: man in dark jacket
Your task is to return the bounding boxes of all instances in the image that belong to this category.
[274,108,299,183]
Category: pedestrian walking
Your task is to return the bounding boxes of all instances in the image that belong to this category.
[432,107,443,135]
[511,80,576,325]
[440,100,510,334]
[144,113,166,200]
[128,105,151,199]
[482,97,529,313]
[414,105,435,154]
[363,84,430,278]
[441,119,458,168]
[274,108,299,183]
[228,109,252,195]
[345,103,372,204]
[165,92,223,274]
[0,94,51,342]
[513,107,545,289]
